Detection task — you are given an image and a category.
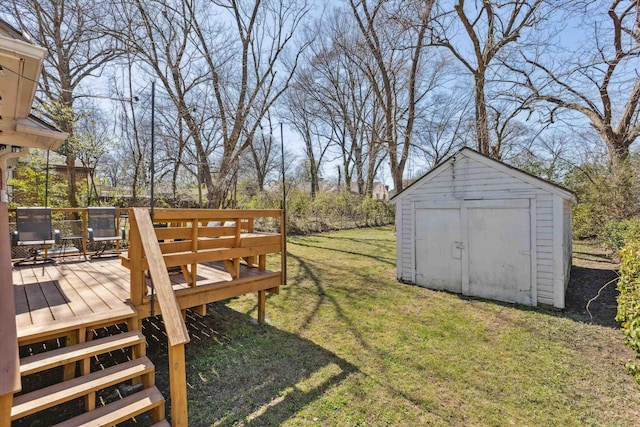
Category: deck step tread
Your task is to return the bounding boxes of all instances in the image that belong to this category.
[12,357,155,420]
[51,385,165,427]
[21,331,145,376]
[17,305,137,342]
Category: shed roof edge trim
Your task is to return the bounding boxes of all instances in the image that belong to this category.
[391,147,577,204]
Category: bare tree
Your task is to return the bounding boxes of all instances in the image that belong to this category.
[110,56,149,205]
[518,0,640,217]
[348,0,436,193]
[430,0,546,157]
[413,89,473,169]
[106,0,311,207]
[3,0,121,207]
[105,0,220,206]
[527,0,640,162]
[73,105,115,205]
[311,12,384,195]
[284,72,333,199]
[188,0,312,207]
[245,114,279,193]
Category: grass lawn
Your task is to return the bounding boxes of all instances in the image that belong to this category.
[173,226,640,426]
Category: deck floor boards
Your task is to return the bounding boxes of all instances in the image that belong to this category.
[39,280,74,321]
[42,263,94,318]
[22,273,55,325]
[13,256,278,344]
[14,285,31,327]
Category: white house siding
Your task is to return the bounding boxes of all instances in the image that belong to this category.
[393,149,574,308]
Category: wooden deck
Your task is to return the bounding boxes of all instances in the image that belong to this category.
[4,208,284,426]
[12,256,278,345]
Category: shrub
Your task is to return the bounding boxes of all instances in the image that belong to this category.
[566,156,640,241]
[238,188,394,235]
[8,152,68,208]
[616,239,640,384]
[572,203,608,240]
[600,218,640,252]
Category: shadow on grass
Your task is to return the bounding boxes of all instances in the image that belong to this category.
[287,253,374,354]
[573,251,615,263]
[144,303,358,427]
[289,239,394,266]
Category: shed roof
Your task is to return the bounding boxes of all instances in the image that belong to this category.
[391,147,577,204]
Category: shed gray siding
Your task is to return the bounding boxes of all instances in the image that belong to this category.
[393,149,575,308]
[535,194,555,306]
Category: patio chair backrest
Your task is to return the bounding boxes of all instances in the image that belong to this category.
[15,207,54,244]
[88,207,119,239]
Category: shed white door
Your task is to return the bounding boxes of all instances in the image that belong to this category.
[414,200,532,305]
[467,205,532,305]
[414,208,462,293]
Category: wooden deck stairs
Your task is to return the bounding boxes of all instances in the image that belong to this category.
[11,311,168,426]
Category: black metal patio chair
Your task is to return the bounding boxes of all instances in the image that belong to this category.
[11,207,58,266]
[87,207,125,258]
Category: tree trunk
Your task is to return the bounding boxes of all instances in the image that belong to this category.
[474,72,490,156]
[65,153,79,207]
[60,94,78,208]
[210,146,239,208]
[310,162,318,200]
[608,139,634,219]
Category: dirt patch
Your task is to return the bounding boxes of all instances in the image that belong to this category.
[564,240,620,327]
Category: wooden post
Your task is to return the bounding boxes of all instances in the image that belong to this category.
[76,327,95,411]
[190,220,198,286]
[132,208,190,426]
[169,344,188,427]
[127,315,145,360]
[0,394,12,427]
[193,304,207,316]
[234,258,240,279]
[280,210,286,286]
[63,331,78,381]
[128,210,145,306]
[115,209,121,252]
[81,208,87,258]
[257,290,266,323]
[0,201,20,427]
[247,216,257,267]
[234,218,241,247]
[234,219,241,278]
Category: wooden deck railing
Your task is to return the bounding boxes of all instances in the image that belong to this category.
[124,208,284,319]
[130,208,190,426]
[125,208,285,425]
[0,202,21,427]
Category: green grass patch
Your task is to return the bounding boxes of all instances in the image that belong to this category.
[180,226,640,426]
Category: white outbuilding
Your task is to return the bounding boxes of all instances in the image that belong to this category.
[391,148,577,308]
